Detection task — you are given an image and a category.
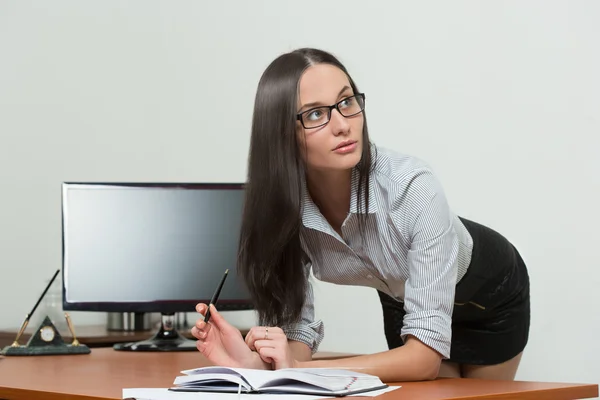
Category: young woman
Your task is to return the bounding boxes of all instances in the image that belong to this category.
[191,48,531,382]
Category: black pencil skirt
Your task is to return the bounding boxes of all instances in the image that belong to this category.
[378,217,531,365]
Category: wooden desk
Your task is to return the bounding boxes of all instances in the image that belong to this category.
[0,348,597,400]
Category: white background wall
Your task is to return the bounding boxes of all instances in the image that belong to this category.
[1,0,598,388]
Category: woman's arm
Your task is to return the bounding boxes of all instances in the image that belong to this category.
[251,324,442,382]
[296,336,442,382]
[288,340,312,361]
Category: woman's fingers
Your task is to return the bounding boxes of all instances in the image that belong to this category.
[192,303,212,340]
[196,303,208,316]
[255,339,295,370]
[257,350,274,364]
[245,334,256,351]
[253,337,286,356]
[244,327,254,347]
[190,326,201,339]
[245,327,262,351]
[245,326,267,346]
[246,326,285,350]
[191,326,210,340]
[195,319,211,333]
[257,347,277,363]
[253,339,279,365]
[195,319,206,330]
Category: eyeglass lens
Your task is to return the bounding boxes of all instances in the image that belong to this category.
[301,94,365,128]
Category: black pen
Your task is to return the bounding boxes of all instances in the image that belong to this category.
[11,269,60,347]
[203,269,229,323]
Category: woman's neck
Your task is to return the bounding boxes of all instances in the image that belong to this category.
[306,168,352,233]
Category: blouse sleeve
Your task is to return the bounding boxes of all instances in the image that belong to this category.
[392,167,459,359]
[281,266,325,354]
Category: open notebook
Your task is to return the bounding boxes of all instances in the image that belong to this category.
[168,366,388,397]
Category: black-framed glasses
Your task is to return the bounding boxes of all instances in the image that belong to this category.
[296,93,365,129]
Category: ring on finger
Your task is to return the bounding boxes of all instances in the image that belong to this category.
[265,327,269,340]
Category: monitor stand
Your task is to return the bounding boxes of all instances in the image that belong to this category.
[113,313,197,352]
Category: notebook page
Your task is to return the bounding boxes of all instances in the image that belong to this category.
[180,366,247,376]
[270,368,385,392]
[227,368,358,392]
[283,368,372,376]
[174,373,250,391]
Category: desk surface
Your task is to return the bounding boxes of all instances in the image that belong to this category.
[0,348,597,400]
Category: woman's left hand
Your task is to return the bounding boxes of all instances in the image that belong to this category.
[245,326,298,369]
[192,304,267,370]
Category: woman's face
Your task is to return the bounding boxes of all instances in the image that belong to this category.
[296,64,364,173]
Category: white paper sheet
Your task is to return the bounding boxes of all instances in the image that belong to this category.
[123,385,400,400]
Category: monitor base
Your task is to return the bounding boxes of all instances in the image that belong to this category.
[113,313,197,352]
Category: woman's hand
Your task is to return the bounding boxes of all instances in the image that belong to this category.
[245,326,298,369]
[192,303,269,370]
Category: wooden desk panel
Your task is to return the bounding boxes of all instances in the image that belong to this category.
[0,348,597,400]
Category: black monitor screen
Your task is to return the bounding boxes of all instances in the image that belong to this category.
[61,182,254,313]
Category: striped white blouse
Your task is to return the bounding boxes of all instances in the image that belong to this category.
[282,145,474,359]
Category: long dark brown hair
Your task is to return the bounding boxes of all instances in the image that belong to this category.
[237,48,374,328]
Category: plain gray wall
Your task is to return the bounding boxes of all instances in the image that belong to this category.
[1,0,598,387]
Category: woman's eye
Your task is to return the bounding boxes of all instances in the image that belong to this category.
[307,110,323,120]
[339,97,354,108]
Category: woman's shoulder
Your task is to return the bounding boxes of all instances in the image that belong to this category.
[370,144,434,184]
[368,144,450,223]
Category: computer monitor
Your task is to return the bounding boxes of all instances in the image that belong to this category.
[61,182,254,352]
